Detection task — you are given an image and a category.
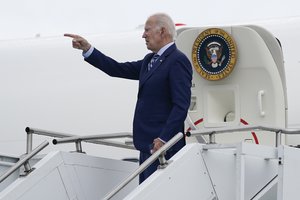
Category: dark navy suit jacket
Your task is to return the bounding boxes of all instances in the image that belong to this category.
[85,44,192,154]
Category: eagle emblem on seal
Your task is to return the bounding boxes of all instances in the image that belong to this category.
[205,41,225,68]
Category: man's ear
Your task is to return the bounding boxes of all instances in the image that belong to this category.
[161,27,165,33]
[160,27,166,37]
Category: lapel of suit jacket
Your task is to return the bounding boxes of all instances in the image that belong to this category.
[139,44,177,89]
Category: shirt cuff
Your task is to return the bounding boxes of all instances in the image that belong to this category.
[82,46,94,58]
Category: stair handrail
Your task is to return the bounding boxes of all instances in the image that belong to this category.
[52,132,134,153]
[0,141,49,183]
[187,125,300,146]
[26,127,135,154]
[102,132,184,200]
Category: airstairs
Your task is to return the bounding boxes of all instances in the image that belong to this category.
[122,127,300,200]
[0,127,300,199]
[1,25,300,199]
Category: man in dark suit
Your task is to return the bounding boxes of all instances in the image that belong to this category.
[65,13,192,183]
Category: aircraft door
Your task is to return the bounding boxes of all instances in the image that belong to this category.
[176,26,287,146]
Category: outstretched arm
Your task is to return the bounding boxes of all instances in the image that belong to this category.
[64,33,91,52]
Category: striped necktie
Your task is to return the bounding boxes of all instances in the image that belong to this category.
[148,54,159,71]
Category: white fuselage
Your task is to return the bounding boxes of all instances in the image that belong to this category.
[0,16,300,156]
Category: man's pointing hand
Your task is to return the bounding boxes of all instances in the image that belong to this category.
[64,33,91,53]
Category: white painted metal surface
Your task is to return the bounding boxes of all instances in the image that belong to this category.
[277,145,300,199]
[122,142,286,200]
[124,144,217,200]
[0,151,138,200]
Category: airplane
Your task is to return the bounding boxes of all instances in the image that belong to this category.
[0,7,300,200]
[1,15,300,153]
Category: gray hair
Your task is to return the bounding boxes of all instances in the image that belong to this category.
[151,13,177,41]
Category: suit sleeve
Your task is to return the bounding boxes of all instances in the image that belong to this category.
[84,47,142,80]
[159,53,192,142]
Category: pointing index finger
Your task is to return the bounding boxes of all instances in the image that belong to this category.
[64,33,80,39]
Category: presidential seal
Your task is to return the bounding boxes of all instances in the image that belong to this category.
[192,28,237,81]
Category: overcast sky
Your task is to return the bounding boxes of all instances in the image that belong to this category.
[1,0,300,40]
